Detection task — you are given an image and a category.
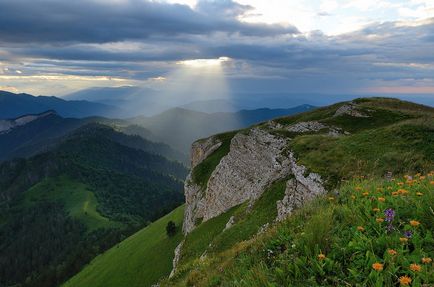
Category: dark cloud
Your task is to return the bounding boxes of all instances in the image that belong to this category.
[0,0,298,44]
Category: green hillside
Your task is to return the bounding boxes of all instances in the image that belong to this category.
[63,205,185,287]
[0,123,187,287]
[162,98,434,286]
[22,176,118,231]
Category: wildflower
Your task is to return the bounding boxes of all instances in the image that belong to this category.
[387,249,397,256]
[409,263,421,272]
[384,208,395,222]
[392,191,399,196]
[409,220,420,227]
[421,257,432,264]
[355,186,362,191]
[399,275,412,286]
[317,253,326,260]
[362,192,369,196]
[398,189,409,195]
[403,230,413,238]
[376,187,383,192]
[372,208,380,212]
[400,237,409,243]
[357,226,365,232]
[376,218,384,223]
[378,197,386,202]
[351,195,356,200]
[397,182,404,186]
[387,186,392,190]
[372,262,383,271]
[419,176,425,180]
[328,197,335,201]
[415,173,421,177]
[430,180,434,185]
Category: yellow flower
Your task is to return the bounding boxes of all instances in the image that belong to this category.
[430,180,434,185]
[397,182,404,186]
[409,220,420,227]
[416,192,423,196]
[351,195,356,200]
[400,237,409,243]
[421,257,432,264]
[392,191,399,196]
[355,186,362,191]
[328,197,335,201]
[399,275,412,286]
[376,218,384,223]
[387,249,397,256]
[409,263,421,272]
[372,208,380,212]
[357,226,365,232]
[317,253,326,260]
[387,186,392,190]
[362,192,369,196]
[372,262,383,271]
[419,176,425,180]
[398,189,409,195]
[378,197,386,202]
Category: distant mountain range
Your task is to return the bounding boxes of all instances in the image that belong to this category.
[0,90,121,119]
[131,105,315,153]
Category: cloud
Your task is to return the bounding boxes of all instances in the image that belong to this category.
[0,0,297,44]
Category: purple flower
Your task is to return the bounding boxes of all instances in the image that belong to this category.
[384,208,395,222]
[403,231,413,238]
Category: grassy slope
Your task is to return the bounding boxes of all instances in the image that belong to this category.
[23,176,117,231]
[165,175,434,287]
[63,205,185,287]
[163,98,434,286]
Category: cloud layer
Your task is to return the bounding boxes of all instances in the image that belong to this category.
[0,0,433,98]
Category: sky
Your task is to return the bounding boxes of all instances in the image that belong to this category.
[0,0,433,103]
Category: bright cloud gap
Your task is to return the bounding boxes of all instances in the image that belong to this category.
[177,57,231,67]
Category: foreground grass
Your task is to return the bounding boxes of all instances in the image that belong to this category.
[23,176,116,231]
[165,173,434,286]
[63,205,185,287]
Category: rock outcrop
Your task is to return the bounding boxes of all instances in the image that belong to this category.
[334,103,369,118]
[190,136,222,168]
[169,240,184,278]
[183,128,293,233]
[183,127,327,234]
[0,110,56,134]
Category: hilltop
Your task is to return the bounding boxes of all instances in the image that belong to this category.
[65,97,433,286]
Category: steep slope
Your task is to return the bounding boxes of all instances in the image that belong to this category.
[0,124,187,287]
[63,205,185,287]
[0,90,120,119]
[130,105,315,153]
[167,97,434,286]
[66,98,433,287]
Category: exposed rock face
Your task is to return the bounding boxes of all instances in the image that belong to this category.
[286,121,327,133]
[334,103,369,118]
[224,216,235,231]
[191,136,222,168]
[183,128,293,234]
[276,165,326,222]
[0,110,56,134]
[169,240,184,278]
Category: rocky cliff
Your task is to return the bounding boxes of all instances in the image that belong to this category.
[183,126,327,234]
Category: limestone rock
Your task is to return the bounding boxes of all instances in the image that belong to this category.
[191,136,222,169]
[286,121,327,133]
[224,216,235,231]
[169,240,184,278]
[334,103,369,118]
